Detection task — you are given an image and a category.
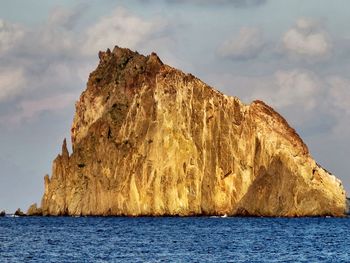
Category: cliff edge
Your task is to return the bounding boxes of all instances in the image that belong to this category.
[38,47,346,217]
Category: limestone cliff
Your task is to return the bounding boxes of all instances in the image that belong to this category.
[39,47,346,217]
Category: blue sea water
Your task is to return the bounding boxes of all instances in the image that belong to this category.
[0,216,349,262]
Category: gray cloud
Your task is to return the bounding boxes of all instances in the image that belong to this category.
[47,4,88,30]
[327,76,350,130]
[0,92,78,125]
[0,67,26,102]
[218,27,265,60]
[143,0,267,7]
[0,19,24,54]
[0,16,85,125]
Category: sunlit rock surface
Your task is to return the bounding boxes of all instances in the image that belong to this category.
[39,47,346,217]
[27,203,42,216]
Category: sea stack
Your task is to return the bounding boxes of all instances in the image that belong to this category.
[14,208,26,217]
[38,47,346,217]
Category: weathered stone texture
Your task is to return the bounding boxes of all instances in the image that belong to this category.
[39,47,346,217]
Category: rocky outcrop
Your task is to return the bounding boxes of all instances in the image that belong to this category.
[0,210,5,217]
[14,208,26,217]
[38,46,347,217]
[27,203,42,216]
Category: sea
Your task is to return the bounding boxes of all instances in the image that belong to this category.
[0,216,349,262]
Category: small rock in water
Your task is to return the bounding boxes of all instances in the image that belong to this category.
[0,210,5,217]
[14,208,26,217]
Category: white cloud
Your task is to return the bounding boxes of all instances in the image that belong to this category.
[0,19,24,54]
[0,68,26,101]
[282,18,330,58]
[82,7,167,55]
[252,69,320,110]
[212,69,349,138]
[272,70,319,109]
[218,27,264,59]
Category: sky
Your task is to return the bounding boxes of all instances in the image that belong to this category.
[0,0,349,212]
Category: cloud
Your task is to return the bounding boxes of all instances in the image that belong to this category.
[215,69,350,137]
[222,0,267,7]
[0,19,24,54]
[316,75,350,138]
[207,69,320,112]
[1,92,78,125]
[327,76,350,115]
[144,0,267,7]
[0,60,86,127]
[1,6,86,61]
[0,12,84,127]
[261,72,350,136]
[282,18,331,58]
[48,5,87,30]
[82,7,168,55]
[218,27,264,59]
[0,6,177,128]
[255,69,320,110]
[17,7,84,56]
[0,68,26,101]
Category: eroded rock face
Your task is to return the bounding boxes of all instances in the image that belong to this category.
[27,203,42,216]
[39,47,346,217]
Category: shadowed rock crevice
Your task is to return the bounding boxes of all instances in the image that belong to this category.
[37,47,346,217]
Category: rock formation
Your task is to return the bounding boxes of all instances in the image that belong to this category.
[38,46,346,217]
[27,203,42,216]
[0,210,5,217]
[14,208,26,217]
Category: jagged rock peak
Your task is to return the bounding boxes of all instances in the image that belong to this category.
[61,138,69,158]
[98,46,163,67]
[89,46,164,91]
[38,47,346,217]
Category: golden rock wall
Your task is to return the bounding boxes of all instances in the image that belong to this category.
[40,47,346,217]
